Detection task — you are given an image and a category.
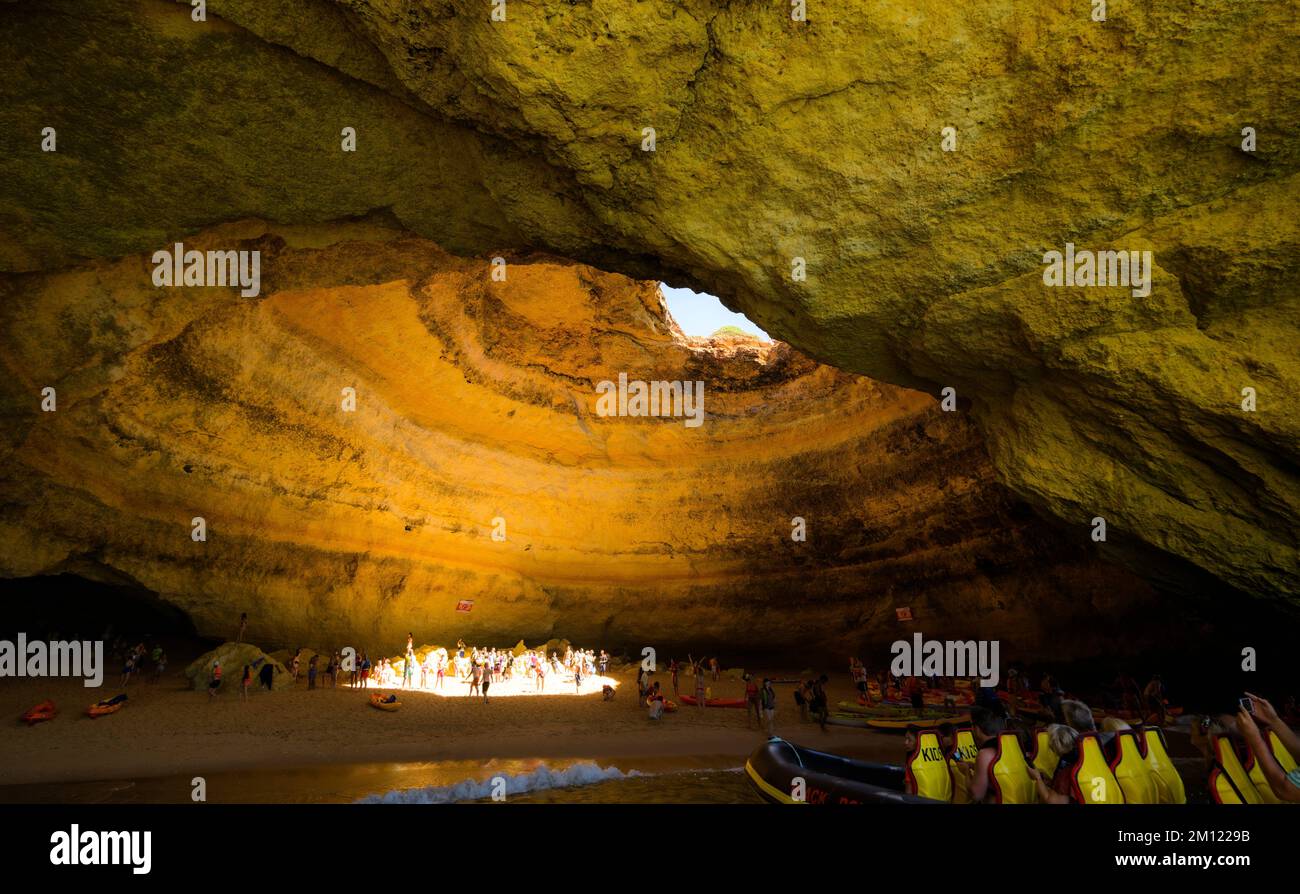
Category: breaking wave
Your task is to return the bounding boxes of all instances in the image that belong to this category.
[356,762,640,804]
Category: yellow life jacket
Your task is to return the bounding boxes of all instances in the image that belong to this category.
[905,729,952,802]
[947,727,977,804]
[1030,729,1058,779]
[1209,734,1260,804]
[1110,730,1157,804]
[1244,731,1296,804]
[988,732,1034,804]
[1141,726,1186,805]
[1070,732,1125,804]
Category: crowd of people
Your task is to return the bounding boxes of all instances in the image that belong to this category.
[292,636,614,704]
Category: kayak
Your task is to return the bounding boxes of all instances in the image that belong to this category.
[824,713,875,728]
[22,700,57,725]
[744,738,942,805]
[86,694,127,718]
[866,713,970,730]
[678,695,746,708]
[368,693,401,711]
[836,701,924,717]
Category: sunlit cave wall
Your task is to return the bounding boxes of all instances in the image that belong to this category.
[0,222,1175,662]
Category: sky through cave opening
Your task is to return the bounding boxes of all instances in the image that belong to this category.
[660,283,770,341]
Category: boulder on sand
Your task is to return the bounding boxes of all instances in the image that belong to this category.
[185,643,292,692]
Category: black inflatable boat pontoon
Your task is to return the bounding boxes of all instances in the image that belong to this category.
[745,737,943,804]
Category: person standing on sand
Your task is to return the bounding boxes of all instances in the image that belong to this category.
[850,658,869,705]
[669,659,680,696]
[436,652,447,690]
[241,664,252,702]
[403,648,416,689]
[710,657,720,682]
[208,660,222,700]
[258,660,275,692]
[119,651,136,688]
[574,663,583,694]
[693,658,707,711]
[761,678,777,736]
[811,675,829,731]
[745,674,761,728]
[469,659,482,697]
[481,660,492,704]
[236,612,247,644]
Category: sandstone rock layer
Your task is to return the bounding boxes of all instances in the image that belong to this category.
[0,223,1157,659]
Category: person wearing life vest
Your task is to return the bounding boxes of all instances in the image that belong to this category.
[1237,693,1300,802]
[1027,723,1080,804]
[956,705,1005,803]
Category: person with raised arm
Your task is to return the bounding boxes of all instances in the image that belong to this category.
[1238,693,1300,802]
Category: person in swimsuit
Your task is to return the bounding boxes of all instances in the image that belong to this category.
[240,664,252,702]
[694,659,707,710]
[208,660,222,699]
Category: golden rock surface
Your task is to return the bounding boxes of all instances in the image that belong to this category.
[0,224,1155,656]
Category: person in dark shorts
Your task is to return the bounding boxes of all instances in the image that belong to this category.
[811,675,830,731]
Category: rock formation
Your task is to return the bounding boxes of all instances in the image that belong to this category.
[0,0,1295,651]
[0,222,1160,659]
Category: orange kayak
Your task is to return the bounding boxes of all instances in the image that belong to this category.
[22,700,57,725]
[86,694,128,718]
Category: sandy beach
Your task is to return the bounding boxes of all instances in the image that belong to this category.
[0,647,895,791]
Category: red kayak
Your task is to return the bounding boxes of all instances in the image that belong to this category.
[21,699,57,725]
[678,695,746,708]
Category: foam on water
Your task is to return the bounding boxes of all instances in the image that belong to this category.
[356,761,640,804]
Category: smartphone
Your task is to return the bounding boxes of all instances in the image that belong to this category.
[1239,696,1254,714]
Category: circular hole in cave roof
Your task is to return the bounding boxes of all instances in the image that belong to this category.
[660,284,770,341]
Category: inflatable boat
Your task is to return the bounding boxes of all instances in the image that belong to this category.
[368,693,401,711]
[22,699,57,725]
[86,694,127,718]
[744,738,942,804]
